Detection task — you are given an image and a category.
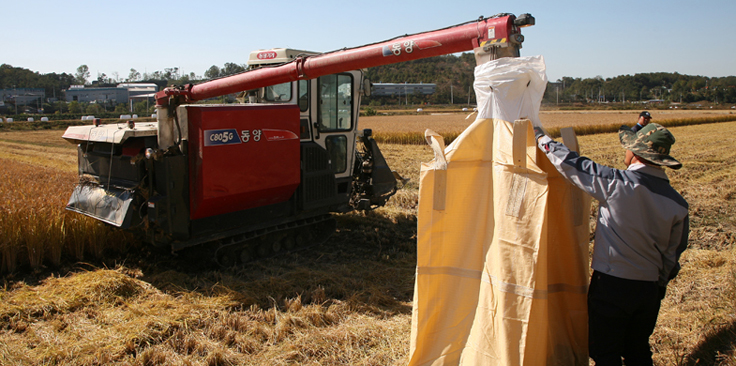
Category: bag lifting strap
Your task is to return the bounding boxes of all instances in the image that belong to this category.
[424,129,448,211]
[512,119,536,168]
[560,127,585,226]
[506,119,535,218]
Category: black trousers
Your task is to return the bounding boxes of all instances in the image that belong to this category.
[588,271,663,366]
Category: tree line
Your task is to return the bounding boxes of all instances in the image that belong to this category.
[363,53,477,106]
[2,55,736,114]
[548,73,736,105]
[0,62,250,99]
[363,56,736,106]
[0,62,250,116]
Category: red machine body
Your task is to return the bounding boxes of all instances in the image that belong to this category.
[185,104,301,219]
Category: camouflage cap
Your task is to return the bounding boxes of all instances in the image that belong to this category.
[619,123,682,169]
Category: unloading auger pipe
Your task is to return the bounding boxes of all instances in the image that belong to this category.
[155,13,534,106]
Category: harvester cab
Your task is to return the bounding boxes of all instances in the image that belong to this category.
[61,13,534,264]
[239,47,400,210]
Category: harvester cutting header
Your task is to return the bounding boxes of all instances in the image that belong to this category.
[62,13,535,265]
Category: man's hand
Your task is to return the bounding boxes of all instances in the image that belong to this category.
[534,126,546,143]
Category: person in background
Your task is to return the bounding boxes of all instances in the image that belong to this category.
[534,122,689,366]
[634,111,652,132]
[625,111,653,172]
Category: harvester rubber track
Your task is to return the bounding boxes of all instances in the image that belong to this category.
[209,214,336,267]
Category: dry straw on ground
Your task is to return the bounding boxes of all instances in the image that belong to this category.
[0,115,734,365]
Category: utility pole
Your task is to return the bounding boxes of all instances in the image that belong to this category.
[450,83,453,104]
[13,85,19,114]
[714,87,718,104]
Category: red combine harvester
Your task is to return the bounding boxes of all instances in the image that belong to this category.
[62,13,535,265]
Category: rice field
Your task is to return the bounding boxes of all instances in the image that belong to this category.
[0,158,132,273]
[361,109,735,133]
[362,109,736,145]
[0,113,734,365]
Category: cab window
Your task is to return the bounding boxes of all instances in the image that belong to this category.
[326,135,347,173]
[317,74,352,131]
[298,80,309,112]
[264,82,291,102]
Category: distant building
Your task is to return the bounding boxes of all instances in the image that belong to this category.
[64,83,158,103]
[371,83,436,97]
[116,83,158,97]
[65,86,127,103]
[0,88,45,105]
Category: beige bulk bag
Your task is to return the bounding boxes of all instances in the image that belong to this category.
[410,119,496,366]
[458,117,550,365]
[410,56,590,366]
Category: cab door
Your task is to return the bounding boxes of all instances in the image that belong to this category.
[309,72,360,182]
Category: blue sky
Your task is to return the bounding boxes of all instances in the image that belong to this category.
[4,0,735,82]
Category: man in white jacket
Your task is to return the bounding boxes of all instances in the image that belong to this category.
[535,123,689,366]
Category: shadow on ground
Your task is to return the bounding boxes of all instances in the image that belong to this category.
[136,210,419,316]
[684,320,736,365]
